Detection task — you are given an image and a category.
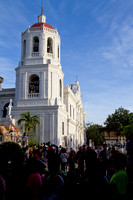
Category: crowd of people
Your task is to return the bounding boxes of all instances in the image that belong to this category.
[0,141,133,200]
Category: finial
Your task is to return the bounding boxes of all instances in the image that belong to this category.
[41,0,43,14]
[38,0,46,23]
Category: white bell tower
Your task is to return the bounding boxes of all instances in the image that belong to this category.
[12,6,68,146]
[15,10,64,107]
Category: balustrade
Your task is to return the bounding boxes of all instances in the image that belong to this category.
[47,53,53,58]
[32,52,39,57]
[28,93,39,98]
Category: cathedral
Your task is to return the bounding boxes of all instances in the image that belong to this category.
[0,10,86,149]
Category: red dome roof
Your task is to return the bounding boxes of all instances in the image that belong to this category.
[32,22,53,29]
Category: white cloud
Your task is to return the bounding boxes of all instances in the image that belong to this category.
[96,14,133,81]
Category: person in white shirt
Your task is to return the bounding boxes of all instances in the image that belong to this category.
[60,148,68,172]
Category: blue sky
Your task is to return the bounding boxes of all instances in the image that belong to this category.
[1,0,133,125]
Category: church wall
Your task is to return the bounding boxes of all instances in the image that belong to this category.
[64,84,86,148]
[64,85,82,149]
[58,107,68,147]
[12,105,58,144]
[68,121,76,149]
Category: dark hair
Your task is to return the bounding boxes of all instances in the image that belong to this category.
[0,175,6,199]
[113,153,127,170]
[61,148,66,153]
[85,149,98,170]
[48,153,60,174]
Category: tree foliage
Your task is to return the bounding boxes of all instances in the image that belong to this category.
[86,107,133,144]
[86,122,104,146]
[123,124,133,140]
[104,107,127,135]
[104,107,132,137]
[17,112,40,139]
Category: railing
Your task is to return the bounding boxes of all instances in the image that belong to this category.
[44,28,57,34]
[30,27,57,34]
[32,52,39,57]
[47,53,53,58]
[31,27,43,32]
[28,93,39,98]
[22,27,58,36]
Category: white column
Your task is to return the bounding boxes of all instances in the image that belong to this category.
[40,72,44,98]
[39,114,44,144]
[49,114,54,144]
[44,114,49,142]
[22,73,26,99]
[21,37,23,60]
[19,73,23,99]
[44,71,48,98]
[40,34,45,57]
[53,37,55,59]
[15,71,19,100]
[27,33,32,58]
[25,72,28,99]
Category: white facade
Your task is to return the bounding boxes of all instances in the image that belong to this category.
[0,12,86,149]
[64,82,86,148]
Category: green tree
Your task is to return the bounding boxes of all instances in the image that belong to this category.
[17,112,40,140]
[128,112,133,124]
[86,122,104,146]
[123,124,133,140]
[104,107,130,138]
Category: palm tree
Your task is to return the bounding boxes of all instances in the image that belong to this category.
[17,112,40,139]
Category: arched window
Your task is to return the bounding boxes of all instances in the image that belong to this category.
[47,37,53,53]
[23,40,26,58]
[59,79,62,98]
[3,103,9,118]
[3,102,13,118]
[29,74,39,93]
[70,105,72,117]
[33,36,39,52]
[58,45,60,58]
